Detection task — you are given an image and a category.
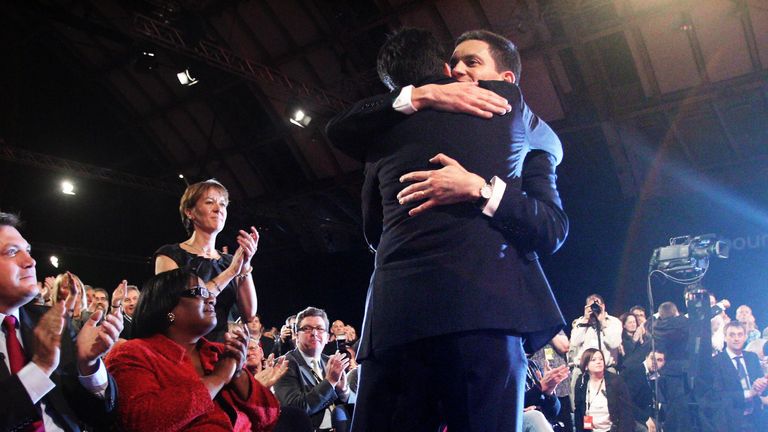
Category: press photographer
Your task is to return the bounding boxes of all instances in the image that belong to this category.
[569,294,623,370]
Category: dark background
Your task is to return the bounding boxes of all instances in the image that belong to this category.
[2,0,767,333]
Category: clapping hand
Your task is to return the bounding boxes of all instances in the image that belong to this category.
[254,354,289,388]
[32,282,78,376]
[535,363,569,396]
[76,295,123,375]
[325,352,350,389]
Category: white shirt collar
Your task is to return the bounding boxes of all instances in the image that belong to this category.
[725,347,744,360]
[0,308,21,327]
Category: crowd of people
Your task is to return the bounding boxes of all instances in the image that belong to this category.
[2,24,766,432]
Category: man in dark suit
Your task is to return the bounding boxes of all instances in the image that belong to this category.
[326,29,567,431]
[0,211,122,431]
[623,349,666,432]
[273,306,354,431]
[711,321,767,431]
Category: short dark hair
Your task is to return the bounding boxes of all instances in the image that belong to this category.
[629,305,646,315]
[0,212,20,228]
[658,301,679,319]
[295,306,329,332]
[456,30,521,83]
[377,27,447,91]
[586,293,605,305]
[724,320,746,334]
[647,348,666,358]
[179,179,228,234]
[133,268,198,339]
[579,348,604,374]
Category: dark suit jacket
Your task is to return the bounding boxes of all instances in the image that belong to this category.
[326,76,567,359]
[0,304,118,432]
[273,349,347,429]
[622,362,656,424]
[711,350,766,430]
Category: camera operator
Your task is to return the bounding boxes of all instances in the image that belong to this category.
[651,287,731,432]
[569,294,623,370]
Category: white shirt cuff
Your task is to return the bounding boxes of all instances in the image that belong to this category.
[481,176,506,217]
[392,85,418,115]
[78,358,109,398]
[18,362,55,404]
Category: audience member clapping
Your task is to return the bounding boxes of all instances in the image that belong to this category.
[736,304,760,345]
[105,268,279,431]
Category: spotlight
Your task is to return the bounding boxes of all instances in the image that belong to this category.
[289,109,312,128]
[178,173,185,179]
[61,180,76,195]
[176,69,199,86]
[50,256,59,268]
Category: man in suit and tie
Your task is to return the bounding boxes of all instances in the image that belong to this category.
[273,306,354,431]
[712,321,768,431]
[326,28,567,431]
[0,211,123,431]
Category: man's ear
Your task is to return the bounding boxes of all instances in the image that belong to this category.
[443,63,452,77]
[501,71,516,83]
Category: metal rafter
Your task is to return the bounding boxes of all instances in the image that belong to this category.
[0,143,182,195]
[133,13,349,115]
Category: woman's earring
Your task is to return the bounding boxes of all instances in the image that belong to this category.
[167,312,175,323]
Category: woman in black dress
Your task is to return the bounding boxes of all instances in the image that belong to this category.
[155,179,258,342]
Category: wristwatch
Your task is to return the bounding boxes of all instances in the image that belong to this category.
[477,181,493,207]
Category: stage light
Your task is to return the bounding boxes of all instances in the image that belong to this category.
[50,256,59,268]
[176,69,199,86]
[289,109,312,128]
[61,180,76,195]
[178,173,185,179]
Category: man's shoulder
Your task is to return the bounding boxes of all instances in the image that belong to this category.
[478,79,521,99]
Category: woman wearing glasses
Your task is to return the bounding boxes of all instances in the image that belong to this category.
[155,179,258,342]
[106,268,279,431]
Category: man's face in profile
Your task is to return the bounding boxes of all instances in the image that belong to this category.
[450,40,509,82]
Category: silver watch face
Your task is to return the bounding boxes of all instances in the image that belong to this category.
[480,183,492,199]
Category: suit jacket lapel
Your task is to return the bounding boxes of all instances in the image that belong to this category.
[19,306,37,364]
[293,351,322,386]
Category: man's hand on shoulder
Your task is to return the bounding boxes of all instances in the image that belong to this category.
[411,82,511,118]
[397,153,486,217]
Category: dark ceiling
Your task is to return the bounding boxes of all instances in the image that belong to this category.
[2,0,767,328]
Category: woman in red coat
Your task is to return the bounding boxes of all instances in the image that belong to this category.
[106,268,280,431]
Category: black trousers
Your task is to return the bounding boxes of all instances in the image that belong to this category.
[350,330,526,432]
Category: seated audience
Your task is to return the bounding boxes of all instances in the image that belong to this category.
[711,321,768,431]
[246,337,289,389]
[574,348,633,432]
[736,304,761,346]
[0,211,122,431]
[274,306,354,432]
[273,314,297,357]
[118,283,140,339]
[619,312,640,368]
[247,313,275,355]
[50,272,89,330]
[106,268,279,431]
[523,356,569,432]
[531,331,573,431]
[623,350,666,432]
